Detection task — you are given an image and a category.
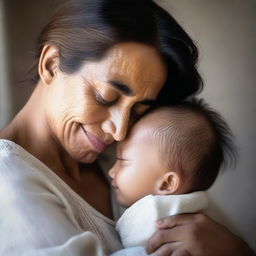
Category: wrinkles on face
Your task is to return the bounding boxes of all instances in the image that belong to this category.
[45,42,167,163]
[107,43,167,101]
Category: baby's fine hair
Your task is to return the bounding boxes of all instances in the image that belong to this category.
[150,98,237,191]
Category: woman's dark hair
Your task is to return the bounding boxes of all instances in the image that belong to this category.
[33,0,203,104]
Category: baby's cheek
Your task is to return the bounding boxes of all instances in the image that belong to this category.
[117,176,139,203]
[122,178,149,203]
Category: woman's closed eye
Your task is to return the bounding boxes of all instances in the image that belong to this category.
[95,92,118,106]
[94,91,150,128]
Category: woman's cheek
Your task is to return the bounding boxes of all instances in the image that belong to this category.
[82,99,108,122]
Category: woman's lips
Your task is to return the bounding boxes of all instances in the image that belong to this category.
[81,126,108,153]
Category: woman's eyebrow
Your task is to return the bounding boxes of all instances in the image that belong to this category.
[107,80,155,106]
[107,80,134,96]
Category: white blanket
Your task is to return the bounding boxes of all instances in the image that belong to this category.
[116,192,208,248]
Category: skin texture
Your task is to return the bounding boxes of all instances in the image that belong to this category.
[108,109,183,208]
[42,42,167,165]
[146,213,255,256]
[108,107,216,208]
[0,41,254,255]
[0,42,167,218]
[109,109,256,255]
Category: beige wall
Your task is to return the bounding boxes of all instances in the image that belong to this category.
[0,0,11,127]
[157,0,256,250]
[0,0,62,127]
[1,0,256,251]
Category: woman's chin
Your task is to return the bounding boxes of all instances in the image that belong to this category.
[64,127,100,163]
[70,150,99,163]
[82,152,99,163]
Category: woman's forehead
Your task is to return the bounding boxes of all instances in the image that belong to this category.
[107,43,167,85]
[80,42,167,91]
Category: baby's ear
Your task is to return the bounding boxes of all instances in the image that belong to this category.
[156,172,181,195]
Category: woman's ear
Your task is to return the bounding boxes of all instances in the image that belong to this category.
[156,171,181,195]
[38,45,59,85]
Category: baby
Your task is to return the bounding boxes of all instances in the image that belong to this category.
[108,98,236,252]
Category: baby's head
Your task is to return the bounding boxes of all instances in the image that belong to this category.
[108,99,236,208]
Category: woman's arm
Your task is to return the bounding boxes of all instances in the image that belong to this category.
[146,213,255,256]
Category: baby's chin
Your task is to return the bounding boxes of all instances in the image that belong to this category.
[114,191,133,208]
[115,194,139,209]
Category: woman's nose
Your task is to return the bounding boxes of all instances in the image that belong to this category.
[102,107,130,141]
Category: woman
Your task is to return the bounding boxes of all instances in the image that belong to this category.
[0,0,253,255]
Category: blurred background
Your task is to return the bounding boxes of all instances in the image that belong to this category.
[0,0,255,251]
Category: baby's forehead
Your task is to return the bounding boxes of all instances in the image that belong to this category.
[142,107,208,128]
[120,107,209,146]
[133,112,169,135]
[129,107,211,141]
[138,108,173,126]
[120,113,168,143]
[117,116,161,150]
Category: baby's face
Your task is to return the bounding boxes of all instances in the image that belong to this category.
[108,115,167,208]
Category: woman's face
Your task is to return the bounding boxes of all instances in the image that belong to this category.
[45,42,167,163]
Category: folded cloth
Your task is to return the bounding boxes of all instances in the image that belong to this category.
[110,246,149,256]
[116,191,208,248]
[25,232,105,256]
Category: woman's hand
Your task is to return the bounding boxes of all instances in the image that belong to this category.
[146,213,255,256]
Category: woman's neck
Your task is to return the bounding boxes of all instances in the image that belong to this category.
[0,82,113,218]
[0,81,81,180]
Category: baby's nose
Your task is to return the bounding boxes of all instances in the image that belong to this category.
[108,167,116,179]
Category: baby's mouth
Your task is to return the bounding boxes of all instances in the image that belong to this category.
[111,182,119,190]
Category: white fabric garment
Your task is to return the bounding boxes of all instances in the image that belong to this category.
[116,192,208,248]
[110,246,149,256]
[0,139,123,256]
